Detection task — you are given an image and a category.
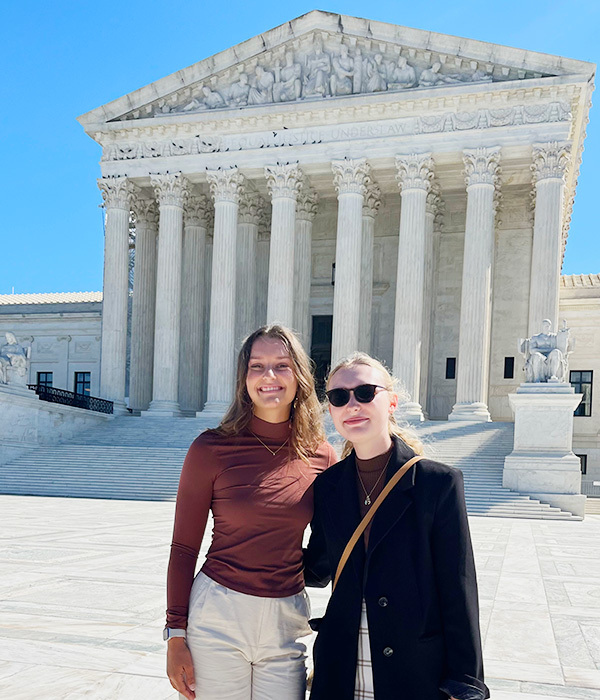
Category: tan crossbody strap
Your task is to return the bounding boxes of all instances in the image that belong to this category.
[332,455,424,592]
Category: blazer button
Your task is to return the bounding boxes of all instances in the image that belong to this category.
[383,647,394,657]
[378,596,388,607]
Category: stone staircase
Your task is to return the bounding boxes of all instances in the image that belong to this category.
[0,415,581,520]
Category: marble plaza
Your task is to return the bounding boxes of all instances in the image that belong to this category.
[1,495,600,699]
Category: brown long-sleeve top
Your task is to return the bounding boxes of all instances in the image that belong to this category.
[166,415,338,628]
[356,447,394,547]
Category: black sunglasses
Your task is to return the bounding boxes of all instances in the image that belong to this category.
[325,384,387,407]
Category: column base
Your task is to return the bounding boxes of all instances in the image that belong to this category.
[396,402,424,422]
[142,399,182,417]
[448,402,492,422]
[112,400,129,416]
[197,400,229,419]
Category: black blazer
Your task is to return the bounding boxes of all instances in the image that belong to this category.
[304,437,489,700]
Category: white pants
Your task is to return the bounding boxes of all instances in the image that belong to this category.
[183,572,312,700]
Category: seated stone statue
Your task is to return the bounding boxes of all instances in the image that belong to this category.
[303,36,331,97]
[520,319,573,383]
[330,44,355,96]
[229,73,250,106]
[387,55,416,89]
[248,65,275,105]
[363,54,387,93]
[0,332,30,386]
[273,52,302,102]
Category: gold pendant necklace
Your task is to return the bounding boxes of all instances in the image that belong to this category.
[250,431,290,457]
[356,452,392,507]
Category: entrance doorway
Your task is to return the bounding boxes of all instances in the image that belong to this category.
[310,315,332,397]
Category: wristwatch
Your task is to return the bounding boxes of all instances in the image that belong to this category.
[163,627,187,641]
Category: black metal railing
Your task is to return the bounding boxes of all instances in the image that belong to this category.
[28,385,113,414]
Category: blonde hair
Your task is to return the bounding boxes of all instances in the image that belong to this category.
[326,352,424,459]
[216,325,326,463]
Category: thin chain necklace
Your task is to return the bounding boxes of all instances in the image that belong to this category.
[250,431,290,457]
[356,452,392,507]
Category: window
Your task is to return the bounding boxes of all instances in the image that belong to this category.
[504,357,515,380]
[576,454,587,476]
[74,372,91,396]
[445,358,456,380]
[37,372,53,388]
[570,371,593,417]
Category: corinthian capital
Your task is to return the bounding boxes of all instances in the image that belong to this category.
[98,176,138,210]
[426,181,441,217]
[150,173,190,207]
[132,193,158,227]
[296,188,319,222]
[426,182,445,231]
[463,147,501,188]
[265,163,303,201]
[363,181,382,219]
[238,189,266,225]
[332,158,370,196]
[206,167,244,204]
[258,209,271,241]
[184,194,211,227]
[531,142,571,183]
[395,154,434,193]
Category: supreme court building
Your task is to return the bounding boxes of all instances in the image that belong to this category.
[77,11,595,422]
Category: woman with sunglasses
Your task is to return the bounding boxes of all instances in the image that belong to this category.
[304,352,488,700]
[165,324,337,700]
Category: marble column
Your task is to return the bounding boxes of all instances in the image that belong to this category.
[393,154,434,421]
[331,158,370,365]
[419,183,442,417]
[203,168,244,413]
[294,187,318,349]
[449,147,501,422]
[202,227,214,407]
[358,182,381,353]
[256,213,271,328]
[97,176,137,412]
[236,188,265,344]
[129,194,158,412]
[528,142,571,336]
[179,194,210,413]
[145,173,189,416]
[265,163,303,327]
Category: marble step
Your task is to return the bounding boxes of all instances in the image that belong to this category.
[0,418,581,520]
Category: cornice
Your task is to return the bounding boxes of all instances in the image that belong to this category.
[95,100,574,168]
[92,81,581,147]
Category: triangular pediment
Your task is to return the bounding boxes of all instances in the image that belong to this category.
[78,10,595,129]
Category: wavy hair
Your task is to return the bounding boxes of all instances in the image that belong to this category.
[216,325,326,463]
[326,352,424,459]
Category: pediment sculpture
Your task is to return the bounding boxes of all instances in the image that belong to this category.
[0,332,31,388]
[153,35,500,118]
[519,320,574,383]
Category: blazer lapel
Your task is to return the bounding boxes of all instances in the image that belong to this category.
[324,453,365,587]
[366,437,417,557]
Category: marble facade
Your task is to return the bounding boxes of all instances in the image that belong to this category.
[0,293,102,397]
[76,11,594,420]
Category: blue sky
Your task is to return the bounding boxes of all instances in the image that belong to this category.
[1,0,598,294]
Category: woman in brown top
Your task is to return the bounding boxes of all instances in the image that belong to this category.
[166,324,337,700]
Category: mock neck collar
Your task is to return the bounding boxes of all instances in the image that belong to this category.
[249,414,292,440]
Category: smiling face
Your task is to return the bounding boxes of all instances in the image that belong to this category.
[327,363,398,459]
[245,336,298,423]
